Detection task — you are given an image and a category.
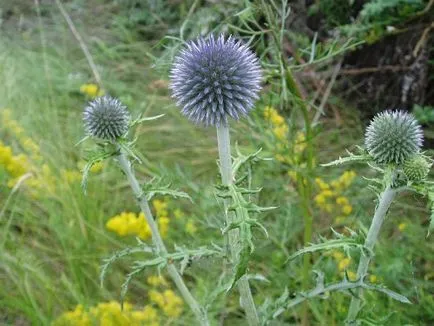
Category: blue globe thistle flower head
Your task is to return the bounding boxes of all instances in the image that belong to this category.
[83,96,130,141]
[170,34,262,126]
[365,110,423,165]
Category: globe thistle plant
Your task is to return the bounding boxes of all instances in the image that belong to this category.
[365,110,423,165]
[170,35,262,325]
[170,34,262,126]
[83,96,130,141]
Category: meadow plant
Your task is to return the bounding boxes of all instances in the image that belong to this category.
[276,110,433,324]
[81,96,210,326]
[171,34,266,326]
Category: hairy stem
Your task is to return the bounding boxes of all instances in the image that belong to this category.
[346,185,396,324]
[216,124,260,326]
[117,149,209,326]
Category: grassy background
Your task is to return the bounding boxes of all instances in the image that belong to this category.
[0,1,433,325]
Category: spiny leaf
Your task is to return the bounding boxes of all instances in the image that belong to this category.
[286,229,368,262]
[272,273,411,319]
[129,113,165,128]
[117,138,143,163]
[81,145,118,194]
[142,178,192,201]
[100,240,153,287]
[321,149,371,167]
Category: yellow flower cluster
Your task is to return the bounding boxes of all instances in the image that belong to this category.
[173,208,197,235]
[263,106,308,182]
[330,251,377,283]
[264,106,288,142]
[147,276,183,318]
[52,301,160,326]
[314,171,356,223]
[106,200,171,240]
[80,83,104,98]
[53,275,184,326]
[1,109,42,162]
[106,212,153,239]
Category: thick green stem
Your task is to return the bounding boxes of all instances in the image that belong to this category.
[117,149,209,326]
[216,124,260,326]
[346,186,396,324]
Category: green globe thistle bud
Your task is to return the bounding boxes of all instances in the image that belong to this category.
[83,96,130,141]
[365,110,423,165]
[403,155,432,181]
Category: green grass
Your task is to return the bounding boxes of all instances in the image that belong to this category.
[1,1,433,325]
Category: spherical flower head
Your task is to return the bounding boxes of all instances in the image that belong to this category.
[83,96,130,141]
[170,34,262,126]
[365,110,423,165]
[403,155,431,181]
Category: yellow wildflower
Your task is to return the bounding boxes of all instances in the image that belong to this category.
[80,83,104,98]
[315,178,330,190]
[294,131,306,154]
[147,275,168,287]
[346,271,357,281]
[331,250,344,260]
[90,161,104,173]
[149,289,183,318]
[338,258,351,271]
[398,222,407,232]
[185,219,197,235]
[158,216,170,237]
[336,196,349,206]
[342,205,353,215]
[273,125,288,141]
[149,290,165,307]
[153,199,169,217]
[161,290,183,318]
[369,275,378,283]
[173,208,184,220]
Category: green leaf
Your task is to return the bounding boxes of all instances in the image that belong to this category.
[228,245,251,292]
[286,229,369,262]
[142,178,192,201]
[129,113,165,128]
[322,150,371,167]
[100,239,153,287]
[81,145,118,194]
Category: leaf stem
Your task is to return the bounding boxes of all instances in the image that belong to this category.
[216,124,260,326]
[346,185,396,324]
[116,148,209,326]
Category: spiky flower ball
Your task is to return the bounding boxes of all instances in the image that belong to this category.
[403,155,431,181]
[170,34,262,126]
[365,110,423,165]
[84,96,130,141]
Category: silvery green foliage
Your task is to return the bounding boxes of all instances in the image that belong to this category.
[170,34,262,126]
[84,96,130,141]
[403,155,432,181]
[365,110,423,165]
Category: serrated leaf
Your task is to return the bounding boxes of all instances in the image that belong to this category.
[142,178,192,201]
[100,242,153,287]
[81,146,118,194]
[321,151,371,167]
[130,113,165,128]
[286,230,368,262]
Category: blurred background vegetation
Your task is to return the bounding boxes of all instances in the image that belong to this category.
[0,0,433,325]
